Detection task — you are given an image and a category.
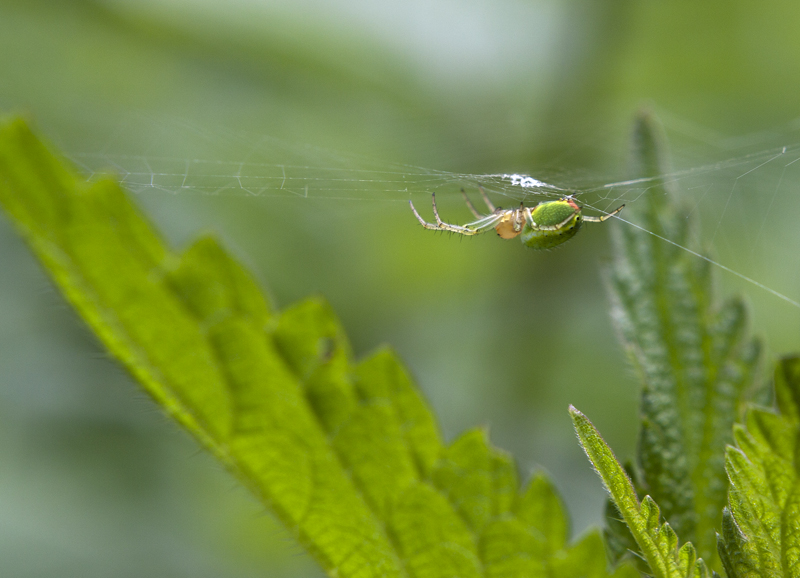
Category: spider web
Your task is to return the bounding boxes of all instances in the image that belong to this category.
[67,114,800,313]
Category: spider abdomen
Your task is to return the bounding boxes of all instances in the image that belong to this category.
[520,198,583,250]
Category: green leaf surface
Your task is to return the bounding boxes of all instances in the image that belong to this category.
[603,462,652,575]
[607,111,763,570]
[0,116,636,578]
[717,356,800,578]
[571,406,712,578]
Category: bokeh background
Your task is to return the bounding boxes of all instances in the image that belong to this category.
[2,0,800,576]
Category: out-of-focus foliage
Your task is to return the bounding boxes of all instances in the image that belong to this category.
[606,112,763,573]
[569,111,764,578]
[2,0,800,576]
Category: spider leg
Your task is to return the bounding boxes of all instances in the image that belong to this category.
[535,212,578,231]
[409,195,480,235]
[461,188,482,218]
[512,203,525,232]
[436,222,481,235]
[523,207,533,228]
[409,200,443,230]
[466,213,505,230]
[431,192,446,226]
[432,193,480,235]
[583,203,625,222]
[478,186,496,212]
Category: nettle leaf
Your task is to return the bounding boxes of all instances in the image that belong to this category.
[0,117,637,578]
[571,406,712,578]
[604,462,652,575]
[607,111,763,570]
[717,355,800,578]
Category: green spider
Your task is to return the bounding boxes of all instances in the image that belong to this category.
[409,188,624,250]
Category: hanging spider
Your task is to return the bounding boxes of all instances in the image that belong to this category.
[409,187,624,250]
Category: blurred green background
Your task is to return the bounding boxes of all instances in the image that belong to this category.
[2,0,800,576]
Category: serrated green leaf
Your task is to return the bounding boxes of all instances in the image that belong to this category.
[607,110,763,570]
[515,472,569,552]
[571,405,712,578]
[0,116,636,578]
[717,355,800,578]
[775,355,800,426]
[604,462,651,574]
